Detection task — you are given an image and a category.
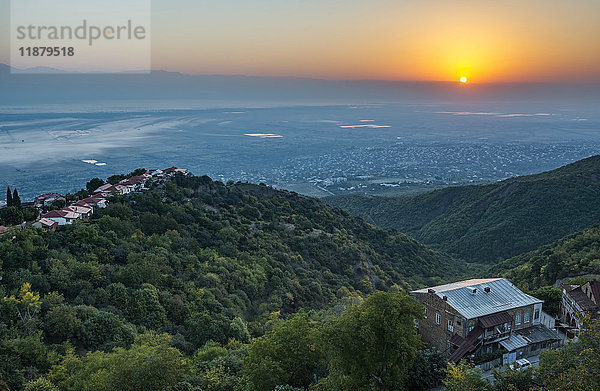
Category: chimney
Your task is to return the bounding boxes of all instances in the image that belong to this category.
[484,287,491,293]
[443,295,448,301]
[472,288,477,294]
[428,289,436,294]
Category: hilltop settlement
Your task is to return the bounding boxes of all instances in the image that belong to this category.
[1,167,188,233]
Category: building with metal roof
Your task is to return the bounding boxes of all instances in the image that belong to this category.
[412,278,542,319]
[411,278,562,365]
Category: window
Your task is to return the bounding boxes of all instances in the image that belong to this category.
[435,312,440,325]
[534,309,540,320]
[457,320,462,326]
[524,311,530,323]
[469,325,474,332]
[448,319,454,332]
[515,312,521,325]
[424,308,428,318]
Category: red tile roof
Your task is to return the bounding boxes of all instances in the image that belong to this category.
[35,192,61,200]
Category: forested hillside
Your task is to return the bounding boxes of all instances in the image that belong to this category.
[0,173,457,390]
[492,225,600,290]
[326,155,600,263]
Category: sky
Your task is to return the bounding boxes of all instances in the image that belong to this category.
[1,0,599,83]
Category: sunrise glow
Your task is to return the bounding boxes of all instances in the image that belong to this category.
[460,77,468,83]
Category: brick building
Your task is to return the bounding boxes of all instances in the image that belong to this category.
[411,278,562,364]
[559,281,600,337]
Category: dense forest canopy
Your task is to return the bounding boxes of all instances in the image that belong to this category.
[0,172,459,390]
[492,225,600,291]
[326,155,600,263]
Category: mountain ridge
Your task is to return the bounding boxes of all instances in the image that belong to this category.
[2,62,599,105]
[326,155,600,263]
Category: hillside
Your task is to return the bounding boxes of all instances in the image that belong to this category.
[492,225,600,290]
[326,155,600,263]
[0,172,458,389]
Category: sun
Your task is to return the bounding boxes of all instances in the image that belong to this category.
[459,76,468,83]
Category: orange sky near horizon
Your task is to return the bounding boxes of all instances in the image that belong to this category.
[148,0,600,83]
[1,0,599,82]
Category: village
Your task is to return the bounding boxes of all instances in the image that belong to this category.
[0,165,596,380]
[0,167,188,233]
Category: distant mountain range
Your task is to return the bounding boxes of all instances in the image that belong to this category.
[2,63,599,105]
[326,155,600,264]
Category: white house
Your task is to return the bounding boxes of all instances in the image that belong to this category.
[65,205,93,218]
[94,184,131,195]
[42,209,80,225]
[33,218,58,231]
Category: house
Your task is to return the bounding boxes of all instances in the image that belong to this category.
[411,278,562,366]
[73,200,94,209]
[80,195,108,209]
[42,209,80,225]
[65,205,93,218]
[94,183,114,193]
[34,193,65,208]
[94,183,131,195]
[163,167,188,176]
[558,281,600,337]
[33,218,58,232]
[147,169,164,177]
[120,175,149,192]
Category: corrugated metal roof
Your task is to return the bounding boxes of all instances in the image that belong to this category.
[449,326,483,362]
[516,324,561,344]
[412,278,542,319]
[500,334,528,351]
[412,278,503,294]
[566,286,597,310]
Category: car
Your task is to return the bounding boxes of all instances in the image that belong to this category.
[509,358,531,371]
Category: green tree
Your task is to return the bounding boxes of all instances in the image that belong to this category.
[531,286,562,317]
[3,282,41,322]
[489,366,533,391]
[24,377,59,391]
[12,189,21,207]
[86,177,105,193]
[76,309,136,350]
[242,313,324,391]
[0,206,24,225]
[44,305,81,342]
[443,361,488,391]
[319,291,424,391]
[537,315,600,390]
[22,207,39,222]
[405,348,447,390]
[48,333,188,391]
[192,341,246,391]
[229,317,251,344]
[6,186,12,206]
